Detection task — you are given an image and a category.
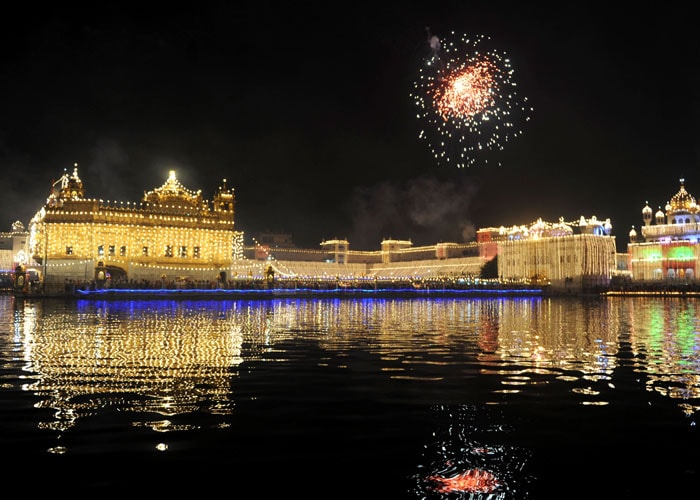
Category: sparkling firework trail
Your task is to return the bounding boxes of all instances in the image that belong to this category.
[411,31,532,168]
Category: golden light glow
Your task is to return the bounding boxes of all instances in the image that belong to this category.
[27,168,237,291]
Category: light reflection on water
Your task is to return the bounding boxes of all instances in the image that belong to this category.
[1,294,699,497]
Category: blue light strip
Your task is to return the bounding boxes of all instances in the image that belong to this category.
[73,286,543,298]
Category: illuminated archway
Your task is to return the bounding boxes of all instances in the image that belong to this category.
[105,265,127,283]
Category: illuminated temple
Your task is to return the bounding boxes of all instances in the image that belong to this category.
[4,163,670,295]
[24,165,241,293]
[628,178,700,280]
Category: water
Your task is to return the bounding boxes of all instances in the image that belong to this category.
[1,294,698,498]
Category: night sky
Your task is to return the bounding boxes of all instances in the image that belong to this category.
[2,5,698,250]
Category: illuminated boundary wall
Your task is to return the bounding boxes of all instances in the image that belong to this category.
[38,235,615,294]
[39,255,487,294]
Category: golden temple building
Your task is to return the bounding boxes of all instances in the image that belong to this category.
[27,165,240,293]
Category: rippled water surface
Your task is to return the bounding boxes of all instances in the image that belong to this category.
[1,294,699,498]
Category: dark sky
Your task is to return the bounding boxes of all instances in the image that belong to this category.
[2,4,699,249]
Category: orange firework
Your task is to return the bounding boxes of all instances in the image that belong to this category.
[435,58,496,121]
[411,31,532,168]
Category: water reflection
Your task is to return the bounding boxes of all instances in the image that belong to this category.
[621,297,700,417]
[11,299,250,441]
[7,297,700,421]
[2,295,700,482]
[480,298,621,405]
[412,404,534,499]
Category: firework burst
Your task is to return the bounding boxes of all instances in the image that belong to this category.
[411,31,532,168]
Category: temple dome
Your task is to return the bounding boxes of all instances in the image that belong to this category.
[142,170,205,210]
[669,178,697,213]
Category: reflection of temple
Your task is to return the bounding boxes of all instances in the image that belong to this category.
[13,299,243,436]
[628,179,700,281]
[624,298,700,406]
[26,165,240,293]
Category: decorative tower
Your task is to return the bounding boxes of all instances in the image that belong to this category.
[213,178,235,214]
[655,207,665,225]
[642,201,652,227]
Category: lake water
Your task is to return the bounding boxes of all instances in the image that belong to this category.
[1,294,698,498]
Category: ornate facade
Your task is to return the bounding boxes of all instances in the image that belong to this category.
[479,216,617,292]
[0,221,30,271]
[628,178,700,280]
[27,165,239,292]
[1,221,31,288]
